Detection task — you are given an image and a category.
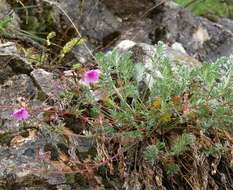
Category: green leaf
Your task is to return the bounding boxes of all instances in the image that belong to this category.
[203,143,225,156]
[144,142,165,165]
[46,31,56,46]
[60,38,85,58]
[171,133,194,156]
[0,16,13,33]
[72,63,81,70]
[165,164,180,176]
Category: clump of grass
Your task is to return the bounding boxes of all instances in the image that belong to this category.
[176,0,233,18]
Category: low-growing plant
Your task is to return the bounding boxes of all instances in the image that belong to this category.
[58,42,232,184]
[202,143,225,157]
[8,42,233,188]
[144,142,165,165]
[170,133,194,156]
[0,16,13,33]
[165,163,180,176]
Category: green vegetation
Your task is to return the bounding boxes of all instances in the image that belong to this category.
[0,16,12,33]
[48,42,233,187]
[2,1,233,188]
[176,0,233,18]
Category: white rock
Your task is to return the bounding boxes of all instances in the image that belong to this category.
[171,42,187,54]
[115,40,136,52]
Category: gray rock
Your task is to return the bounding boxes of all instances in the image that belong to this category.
[151,7,233,61]
[196,17,233,62]
[219,18,233,32]
[72,42,94,64]
[72,136,95,153]
[0,42,33,84]
[0,63,14,85]
[53,0,120,41]
[103,0,154,19]
[119,19,155,44]
[0,74,37,130]
[31,69,65,99]
[0,137,66,189]
[47,174,66,185]
[0,42,17,55]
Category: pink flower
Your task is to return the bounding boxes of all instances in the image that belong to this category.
[12,107,29,120]
[81,69,100,85]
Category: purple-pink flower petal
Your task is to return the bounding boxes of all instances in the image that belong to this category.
[82,69,100,85]
[12,107,29,120]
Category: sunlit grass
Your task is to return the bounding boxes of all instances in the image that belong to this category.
[176,0,233,18]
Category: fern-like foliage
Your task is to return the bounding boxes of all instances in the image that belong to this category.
[0,16,12,33]
[170,133,194,156]
[144,142,165,165]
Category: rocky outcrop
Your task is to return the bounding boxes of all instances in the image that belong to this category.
[0,41,94,189]
[0,42,33,84]
[151,5,233,61]
[31,69,65,99]
[52,0,121,42]
[0,0,233,189]
[0,74,37,130]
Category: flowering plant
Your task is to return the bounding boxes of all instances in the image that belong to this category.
[12,107,29,120]
[81,69,101,85]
